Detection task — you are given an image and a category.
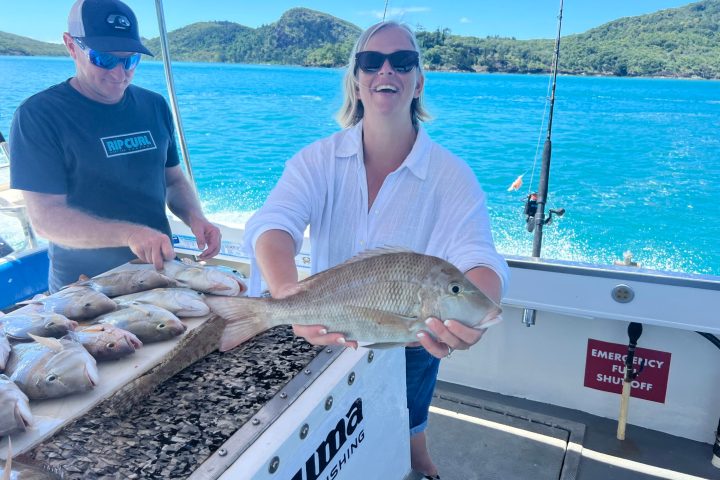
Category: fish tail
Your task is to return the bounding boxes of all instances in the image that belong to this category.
[205,296,273,351]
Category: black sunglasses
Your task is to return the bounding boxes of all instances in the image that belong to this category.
[355,50,419,74]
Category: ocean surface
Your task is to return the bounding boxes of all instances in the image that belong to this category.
[1,56,718,277]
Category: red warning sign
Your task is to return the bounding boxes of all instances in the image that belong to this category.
[584,339,671,403]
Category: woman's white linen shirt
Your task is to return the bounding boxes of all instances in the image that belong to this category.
[244,121,509,296]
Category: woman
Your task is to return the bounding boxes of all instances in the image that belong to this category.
[244,21,509,479]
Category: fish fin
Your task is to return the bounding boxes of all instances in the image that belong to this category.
[204,296,272,352]
[2,437,11,480]
[317,247,415,274]
[27,334,64,351]
[361,342,405,349]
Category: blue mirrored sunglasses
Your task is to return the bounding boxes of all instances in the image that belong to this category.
[73,37,141,71]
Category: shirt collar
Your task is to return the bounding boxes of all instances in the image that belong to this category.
[335,120,431,180]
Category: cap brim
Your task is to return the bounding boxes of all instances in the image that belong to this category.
[81,36,153,56]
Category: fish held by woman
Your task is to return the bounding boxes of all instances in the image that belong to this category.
[206,250,502,352]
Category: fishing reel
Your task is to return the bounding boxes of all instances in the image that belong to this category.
[524,193,565,232]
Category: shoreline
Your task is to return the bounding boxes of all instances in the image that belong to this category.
[0,54,717,81]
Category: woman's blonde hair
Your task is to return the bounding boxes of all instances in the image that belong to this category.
[336,21,430,129]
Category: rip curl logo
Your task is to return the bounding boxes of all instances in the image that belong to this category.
[101,131,156,157]
[106,14,131,30]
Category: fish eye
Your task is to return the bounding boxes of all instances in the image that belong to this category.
[84,302,91,307]
[106,342,116,348]
[158,323,166,329]
[45,322,55,329]
[448,282,463,295]
[46,374,57,382]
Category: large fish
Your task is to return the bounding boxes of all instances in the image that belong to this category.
[162,259,247,296]
[206,250,503,352]
[66,324,143,361]
[74,269,174,298]
[1,312,77,341]
[21,286,117,320]
[5,335,99,400]
[113,288,210,317]
[95,303,187,343]
[0,375,33,437]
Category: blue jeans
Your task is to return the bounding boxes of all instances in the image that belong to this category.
[405,346,441,436]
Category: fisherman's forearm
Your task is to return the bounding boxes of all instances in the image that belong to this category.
[28,202,153,249]
[255,229,299,298]
[165,168,207,228]
[166,188,205,227]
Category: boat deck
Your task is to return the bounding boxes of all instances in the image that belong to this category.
[428,381,720,480]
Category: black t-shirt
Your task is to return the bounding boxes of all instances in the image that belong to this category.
[10,80,180,291]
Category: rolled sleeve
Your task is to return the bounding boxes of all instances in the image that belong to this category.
[243,152,319,258]
[446,189,510,297]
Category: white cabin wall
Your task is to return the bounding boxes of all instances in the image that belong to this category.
[439,299,720,444]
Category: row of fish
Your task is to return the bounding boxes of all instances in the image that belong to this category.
[0,260,248,438]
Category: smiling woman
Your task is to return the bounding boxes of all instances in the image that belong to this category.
[241,20,508,480]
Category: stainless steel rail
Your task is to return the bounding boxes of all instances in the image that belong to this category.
[153,0,197,194]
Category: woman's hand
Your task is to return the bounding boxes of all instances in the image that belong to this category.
[272,283,358,349]
[292,324,358,349]
[416,317,488,359]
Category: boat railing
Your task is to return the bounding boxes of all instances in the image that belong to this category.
[0,145,39,253]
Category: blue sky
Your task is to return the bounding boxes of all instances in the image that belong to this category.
[1,1,694,44]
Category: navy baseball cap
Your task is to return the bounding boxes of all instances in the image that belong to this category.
[68,0,153,55]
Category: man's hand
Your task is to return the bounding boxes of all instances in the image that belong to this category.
[416,317,488,359]
[127,226,175,270]
[189,218,221,259]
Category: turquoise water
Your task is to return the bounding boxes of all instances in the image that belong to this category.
[1,56,718,276]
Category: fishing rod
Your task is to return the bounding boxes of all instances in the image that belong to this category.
[522,0,566,327]
[617,322,644,440]
[382,0,390,21]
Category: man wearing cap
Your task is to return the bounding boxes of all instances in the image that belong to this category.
[9,0,221,292]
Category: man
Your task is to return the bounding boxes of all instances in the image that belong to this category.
[9,0,220,292]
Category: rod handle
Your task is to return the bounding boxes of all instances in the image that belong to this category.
[617,381,632,440]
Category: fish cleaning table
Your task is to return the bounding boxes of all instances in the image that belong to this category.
[11,327,409,479]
